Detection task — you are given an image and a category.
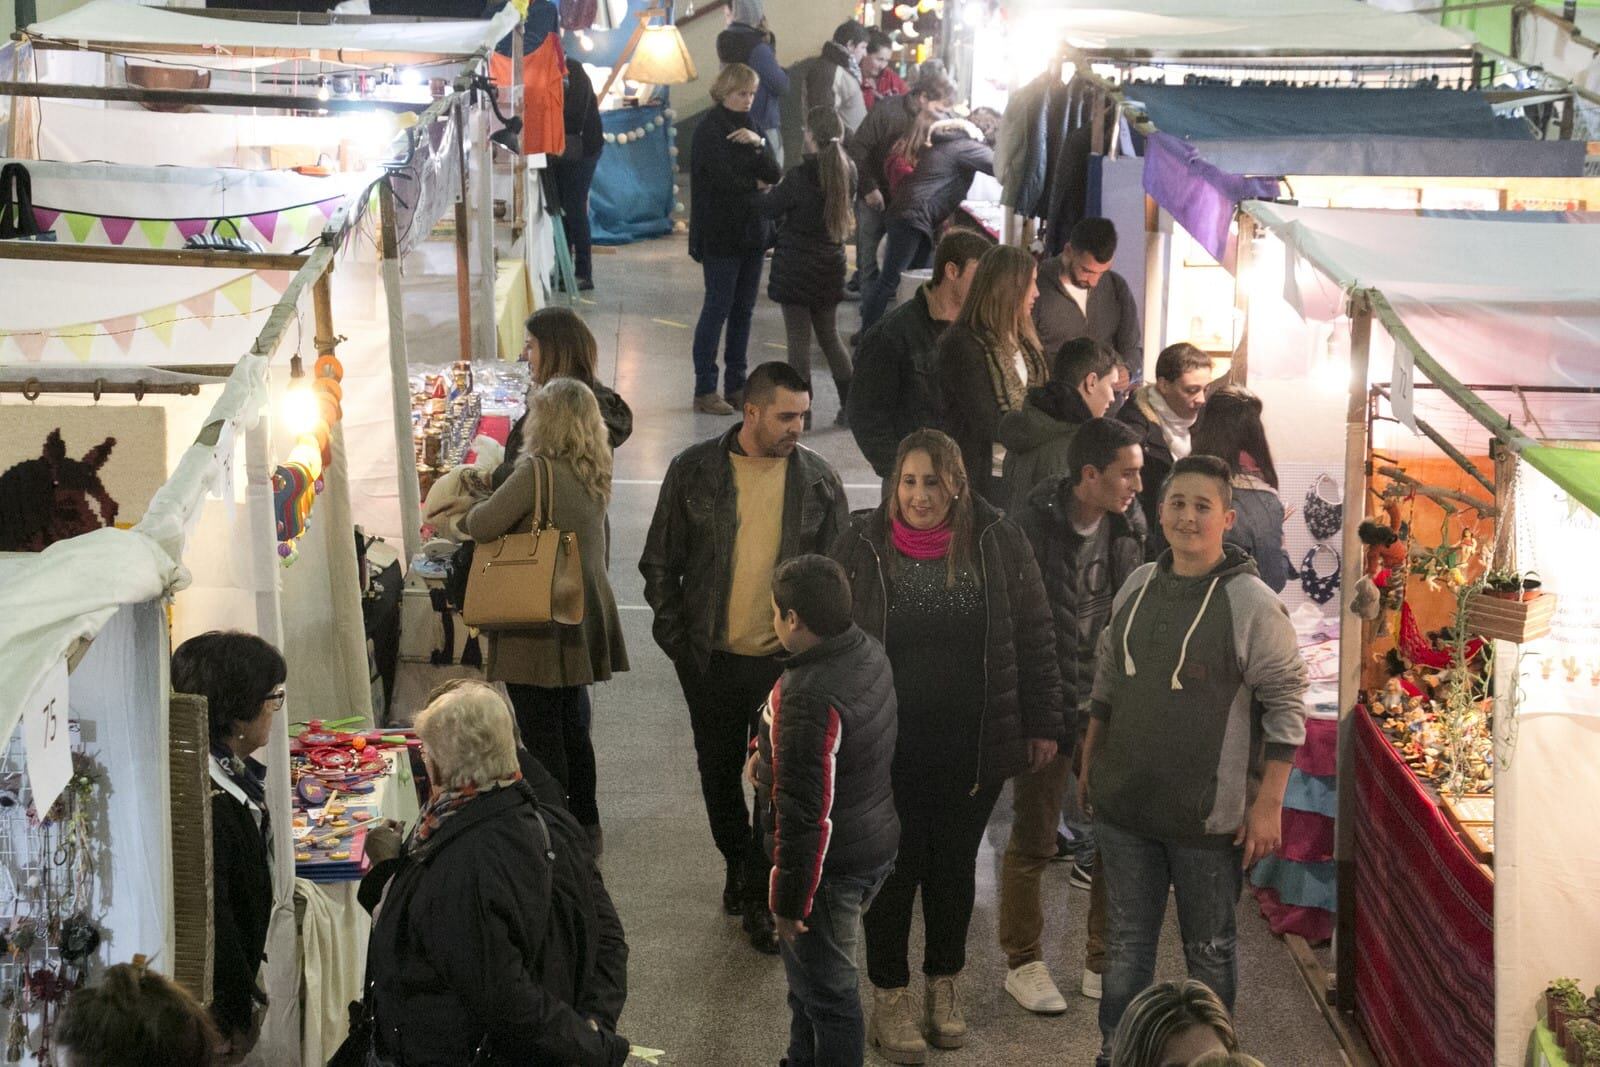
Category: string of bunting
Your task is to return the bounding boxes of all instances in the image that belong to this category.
[29,196,343,248]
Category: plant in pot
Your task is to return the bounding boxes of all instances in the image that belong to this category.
[1567,1018,1600,1065]
[1484,567,1542,602]
[1548,978,1587,1046]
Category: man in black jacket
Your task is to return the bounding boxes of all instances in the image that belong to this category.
[640,362,850,954]
[847,228,989,488]
[754,554,898,1067]
[1001,418,1145,1013]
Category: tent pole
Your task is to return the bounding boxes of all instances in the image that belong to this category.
[454,99,474,365]
[1142,195,1166,375]
[1334,291,1374,1017]
[511,23,526,242]
[472,103,497,363]
[378,181,425,565]
[1229,211,1256,386]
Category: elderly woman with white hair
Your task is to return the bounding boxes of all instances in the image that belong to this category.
[364,681,630,1067]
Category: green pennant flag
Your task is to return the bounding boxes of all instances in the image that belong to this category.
[220,275,255,315]
[58,325,97,362]
[139,218,172,248]
[144,304,179,347]
[64,212,96,243]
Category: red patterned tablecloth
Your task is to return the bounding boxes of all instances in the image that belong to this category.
[1354,710,1494,1067]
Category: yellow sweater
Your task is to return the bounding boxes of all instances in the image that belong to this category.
[722,452,787,657]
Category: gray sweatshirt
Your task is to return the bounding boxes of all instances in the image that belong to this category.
[1089,544,1307,846]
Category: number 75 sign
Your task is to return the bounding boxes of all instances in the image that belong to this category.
[22,658,74,815]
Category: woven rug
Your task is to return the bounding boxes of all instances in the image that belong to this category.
[1354,711,1493,1067]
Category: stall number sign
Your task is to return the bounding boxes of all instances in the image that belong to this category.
[22,659,73,815]
[1392,343,1418,434]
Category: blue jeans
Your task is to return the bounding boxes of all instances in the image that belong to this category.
[692,252,765,398]
[780,862,893,1067]
[1095,819,1243,1061]
[859,220,931,334]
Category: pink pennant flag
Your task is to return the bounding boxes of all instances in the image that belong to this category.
[102,314,139,353]
[101,216,136,245]
[176,218,210,241]
[32,207,59,231]
[248,211,279,243]
[181,291,216,318]
[258,270,291,296]
[12,331,49,363]
[317,197,341,219]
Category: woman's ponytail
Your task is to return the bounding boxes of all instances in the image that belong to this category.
[807,106,855,245]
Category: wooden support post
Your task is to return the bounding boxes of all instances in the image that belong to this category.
[511,23,527,241]
[0,79,428,113]
[1334,292,1375,1017]
[1142,194,1166,375]
[0,242,309,272]
[1230,211,1256,386]
[596,7,666,103]
[454,100,474,365]
[377,180,424,563]
[312,269,339,363]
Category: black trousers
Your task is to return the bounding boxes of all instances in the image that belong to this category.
[675,650,784,904]
[864,763,1002,988]
[550,152,600,282]
[506,683,599,827]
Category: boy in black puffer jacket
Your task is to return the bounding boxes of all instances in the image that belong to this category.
[753,555,898,1067]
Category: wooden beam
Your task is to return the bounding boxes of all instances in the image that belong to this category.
[23,37,452,66]
[453,98,474,364]
[1282,934,1382,1067]
[0,377,202,397]
[0,241,309,272]
[0,79,429,113]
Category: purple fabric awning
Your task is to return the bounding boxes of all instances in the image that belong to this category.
[1142,131,1279,263]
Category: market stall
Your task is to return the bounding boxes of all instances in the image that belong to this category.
[1232,201,1600,1067]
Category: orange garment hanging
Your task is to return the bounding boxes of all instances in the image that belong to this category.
[490,34,566,157]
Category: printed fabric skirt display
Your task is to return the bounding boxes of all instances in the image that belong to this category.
[1249,715,1337,943]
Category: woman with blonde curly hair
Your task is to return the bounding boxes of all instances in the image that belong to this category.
[1110,979,1239,1067]
[936,244,1049,505]
[467,378,628,849]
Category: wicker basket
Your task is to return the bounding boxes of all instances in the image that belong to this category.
[1464,590,1557,644]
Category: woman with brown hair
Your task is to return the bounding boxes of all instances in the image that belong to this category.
[500,307,632,480]
[936,244,1049,505]
[828,429,1063,1064]
[763,105,857,427]
[1190,386,1292,592]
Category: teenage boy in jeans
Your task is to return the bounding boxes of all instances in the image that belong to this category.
[753,554,899,1067]
[1081,454,1307,1067]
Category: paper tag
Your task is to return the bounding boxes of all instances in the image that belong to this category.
[22,659,73,815]
[1392,341,1418,435]
[629,1047,666,1065]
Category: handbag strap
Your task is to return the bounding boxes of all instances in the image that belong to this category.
[532,455,560,530]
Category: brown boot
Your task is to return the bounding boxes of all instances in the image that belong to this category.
[868,986,927,1065]
[924,973,968,1049]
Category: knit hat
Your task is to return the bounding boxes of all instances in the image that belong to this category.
[729,0,765,25]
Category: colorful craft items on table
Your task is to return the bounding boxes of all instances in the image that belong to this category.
[274,353,345,566]
[289,718,414,883]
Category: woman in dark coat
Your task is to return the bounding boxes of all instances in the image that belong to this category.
[365,681,630,1067]
[860,117,995,332]
[828,429,1063,1064]
[762,105,857,427]
[170,631,286,1063]
[688,62,783,415]
[550,57,604,290]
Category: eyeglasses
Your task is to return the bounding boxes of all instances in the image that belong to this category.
[264,689,288,711]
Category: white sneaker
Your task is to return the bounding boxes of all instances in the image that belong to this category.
[1081,968,1103,1000]
[1004,961,1068,1014]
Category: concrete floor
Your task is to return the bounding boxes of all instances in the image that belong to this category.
[476,235,1348,1066]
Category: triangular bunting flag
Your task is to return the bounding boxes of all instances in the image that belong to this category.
[102,314,139,354]
[33,208,59,231]
[247,211,279,243]
[220,276,255,315]
[181,290,216,319]
[58,325,98,362]
[101,216,135,245]
[317,197,341,219]
[258,270,291,297]
[12,331,48,363]
[139,218,172,248]
[176,218,209,241]
[64,212,95,243]
[144,304,179,347]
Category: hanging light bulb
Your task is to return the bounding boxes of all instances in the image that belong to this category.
[281,356,323,438]
[316,76,331,103]
[397,67,424,88]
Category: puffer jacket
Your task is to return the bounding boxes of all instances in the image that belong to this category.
[763,156,855,307]
[755,624,899,921]
[640,426,849,670]
[689,105,783,261]
[1013,475,1146,729]
[996,381,1095,514]
[828,500,1065,791]
[888,119,995,239]
[802,41,868,133]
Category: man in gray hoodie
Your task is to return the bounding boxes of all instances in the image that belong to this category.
[1079,454,1307,1066]
[1033,218,1142,391]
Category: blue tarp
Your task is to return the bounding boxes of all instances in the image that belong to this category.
[590,104,674,245]
[1124,85,1535,142]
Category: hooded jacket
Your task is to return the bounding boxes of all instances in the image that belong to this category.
[502,381,632,475]
[1088,545,1308,846]
[887,119,995,239]
[715,20,788,133]
[802,40,868,133]
[1032,253,1143,382]
[762,155,856,307]
[996,381,1096,514]
[828,499,1065,791]
[847,283,952,478]
[755,624,899,921]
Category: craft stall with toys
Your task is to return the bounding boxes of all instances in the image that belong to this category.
[1236,201,1600,1067]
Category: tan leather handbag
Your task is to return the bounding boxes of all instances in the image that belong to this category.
[462,456,585,629]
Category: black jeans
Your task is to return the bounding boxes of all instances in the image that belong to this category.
[859,220,932,334]
[549,153,599,282]
[864,765,1002,988]
[674,651,783,903]
[692,252,765,398]
[506,684,599,827]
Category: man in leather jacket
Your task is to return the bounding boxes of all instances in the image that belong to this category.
[640,361,849,955]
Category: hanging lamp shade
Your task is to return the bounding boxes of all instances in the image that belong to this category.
[627,24,698,85]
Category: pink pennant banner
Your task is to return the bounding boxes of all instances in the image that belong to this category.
[32,207,60,231]
[102,314,140,353]
[176,218,210,241]
[100,216,136,246]
[12,331,48,363]
[317,197,341,219]
[248,211,279,243]
[258,270,291,296]
[181,291,216,318]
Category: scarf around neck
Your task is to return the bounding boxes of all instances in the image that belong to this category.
[413,773,523,844]
[891,515,954,560]
[1146,387,1196,459]
[211,743,272,850]
[980,332,1046,416]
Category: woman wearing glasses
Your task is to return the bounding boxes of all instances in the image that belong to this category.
[171,631,287,1064]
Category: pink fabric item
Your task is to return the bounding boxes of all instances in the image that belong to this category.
[890,515,953,560]
[1295,717,1338,778]
[1251,884,1335,943]
[1281,807,1334,865]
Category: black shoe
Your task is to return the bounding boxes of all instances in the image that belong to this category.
[577,277,595,291]
[723,868,742,915]
[1051,831,1073,862]
[743,905,780,955]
